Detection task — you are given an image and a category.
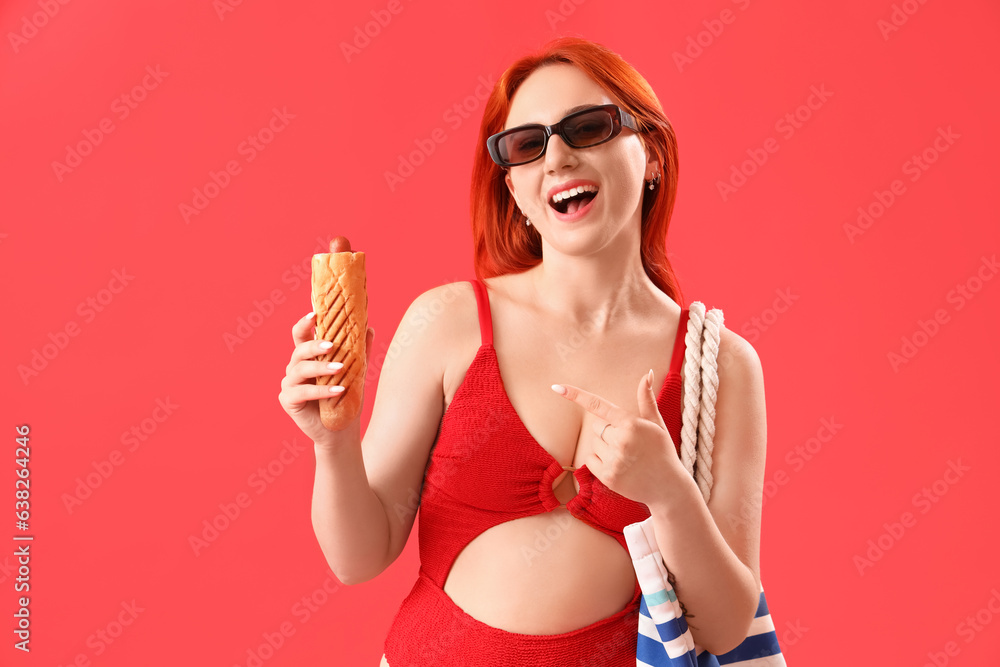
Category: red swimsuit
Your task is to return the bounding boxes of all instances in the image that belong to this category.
[383,279,690,666]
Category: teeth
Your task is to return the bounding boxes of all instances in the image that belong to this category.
[551,184,598,204]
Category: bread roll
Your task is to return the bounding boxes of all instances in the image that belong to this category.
[311,250,367,430]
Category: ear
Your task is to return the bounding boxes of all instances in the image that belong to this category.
[638,135,659,180]
[644,146,659,180]
[504,170,519,209]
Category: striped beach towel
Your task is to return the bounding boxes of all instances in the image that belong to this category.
[625,518,785,666]
[624,302,785,666]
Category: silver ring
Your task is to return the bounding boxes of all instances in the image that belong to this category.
[599,423,611,442]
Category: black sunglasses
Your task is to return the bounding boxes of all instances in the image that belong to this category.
[487,103,640,168]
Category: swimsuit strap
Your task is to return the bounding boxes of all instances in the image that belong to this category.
[668,308,690,376]
[470,279,494,347]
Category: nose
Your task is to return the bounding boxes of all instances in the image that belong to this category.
[543,132,576,171]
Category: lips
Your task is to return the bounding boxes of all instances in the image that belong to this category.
[550,188,599,222]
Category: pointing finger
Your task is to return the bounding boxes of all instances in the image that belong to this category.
[551,383,627,427]
[637,369,667,430]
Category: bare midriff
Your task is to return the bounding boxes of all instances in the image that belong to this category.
[441,484,639,632]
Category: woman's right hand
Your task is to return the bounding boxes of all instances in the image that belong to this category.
[278,311,375,448]
[279,235,373,447]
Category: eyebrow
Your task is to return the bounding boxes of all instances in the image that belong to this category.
[562,104,594,116]
[505,103,602,130]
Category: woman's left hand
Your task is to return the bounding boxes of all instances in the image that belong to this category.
[551,370,689,508]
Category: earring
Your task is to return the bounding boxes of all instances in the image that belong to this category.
[647,171,660,190]
[525,215,531,227]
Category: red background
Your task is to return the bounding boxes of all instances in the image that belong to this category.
[3,0,999,665]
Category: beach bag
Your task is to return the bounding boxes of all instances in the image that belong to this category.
[624,302,786,666]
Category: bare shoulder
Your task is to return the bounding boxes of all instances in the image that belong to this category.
[717,326,764,386]
[399,280,482,384]
[714,326,766,426]
[399,281,477,339]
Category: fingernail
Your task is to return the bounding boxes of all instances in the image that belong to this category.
[551,384,566,395]
[329,385,345,393]
[319,341,333,349]
[307,311,315,319]
[328,362,343,370]
[648,369,654,385]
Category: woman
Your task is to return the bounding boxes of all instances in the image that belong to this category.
[279,37,767,666]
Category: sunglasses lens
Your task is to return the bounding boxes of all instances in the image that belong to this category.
[564,109,614,146]
[498,129,545,165]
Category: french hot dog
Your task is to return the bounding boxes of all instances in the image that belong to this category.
[311,236,367,430]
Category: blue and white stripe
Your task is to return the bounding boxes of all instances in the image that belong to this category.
[625,517,786,667]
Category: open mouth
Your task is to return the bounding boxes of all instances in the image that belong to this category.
[550,188,598,215]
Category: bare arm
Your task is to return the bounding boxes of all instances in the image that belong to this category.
[282,285,459,584]
[648,327,766,655]
[310,419,391,585]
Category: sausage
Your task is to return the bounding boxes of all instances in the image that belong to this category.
[329,236,352,253]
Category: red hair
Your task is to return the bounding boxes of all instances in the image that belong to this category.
[469,36,684,305]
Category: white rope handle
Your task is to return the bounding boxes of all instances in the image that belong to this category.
[679,301,725,504]
[679,303,703,480]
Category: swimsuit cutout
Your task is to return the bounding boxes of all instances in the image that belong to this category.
[383,279,690,666]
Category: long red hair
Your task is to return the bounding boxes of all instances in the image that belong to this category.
[469,36,684,305]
